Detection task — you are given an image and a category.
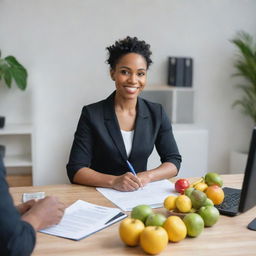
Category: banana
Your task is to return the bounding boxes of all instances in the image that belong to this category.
[189,177,204,188]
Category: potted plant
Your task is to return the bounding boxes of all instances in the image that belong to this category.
[231,31,256,123]
[0,50,28,158]
[0,50,28,128]
[229,31,256,173]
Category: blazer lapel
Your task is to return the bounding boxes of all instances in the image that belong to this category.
[129,97,150,160]
[103,92,128,161]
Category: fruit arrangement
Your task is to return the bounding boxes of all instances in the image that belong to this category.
[119,172,224,255]
[119,205,169,254]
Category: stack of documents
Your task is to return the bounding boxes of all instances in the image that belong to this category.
[97,179,176,211]
[40,200,126,240]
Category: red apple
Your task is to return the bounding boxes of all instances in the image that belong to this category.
[175,179,190,194]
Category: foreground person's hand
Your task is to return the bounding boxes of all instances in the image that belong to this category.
[21,196,65,230]
[16,199,36,215]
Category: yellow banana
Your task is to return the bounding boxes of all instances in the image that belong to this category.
[189,177,204,188]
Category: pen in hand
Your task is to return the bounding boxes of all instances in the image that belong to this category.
[126,160,143,189]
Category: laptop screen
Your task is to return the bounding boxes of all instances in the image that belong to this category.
[239,127,256,213]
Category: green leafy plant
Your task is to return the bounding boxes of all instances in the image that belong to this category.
[0,50,27,90]
[231,31,256,123]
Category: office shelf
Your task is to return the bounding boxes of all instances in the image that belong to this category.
[4,155,32,167]
[142,84,195,123]
[0,124,33,135]
[0,123,33,184]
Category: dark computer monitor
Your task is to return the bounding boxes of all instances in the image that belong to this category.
[239,127,256,213]
[217,127,256,216]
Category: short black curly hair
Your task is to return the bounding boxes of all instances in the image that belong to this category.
[106,36,153,69]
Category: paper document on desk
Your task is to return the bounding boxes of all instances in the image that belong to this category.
[22,192,45,202]
[97,179,176,211]
[40,200,127,240]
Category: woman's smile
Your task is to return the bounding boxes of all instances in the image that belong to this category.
[123,86,140,94]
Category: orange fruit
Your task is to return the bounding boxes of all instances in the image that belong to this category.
[205,185,224,205]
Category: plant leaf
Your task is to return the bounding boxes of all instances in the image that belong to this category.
[3,69,12,88]
[9,66,27,90]
[5,56,25,68]
[231,31,254,58]
[231,30,256,122]
[3,55,28,90]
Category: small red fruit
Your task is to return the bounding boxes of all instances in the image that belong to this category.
[175,179,190,194]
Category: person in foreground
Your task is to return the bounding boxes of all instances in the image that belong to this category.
[67,36,181,192]
[0,156,65,256]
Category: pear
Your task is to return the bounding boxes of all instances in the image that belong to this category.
[189,189,207,209]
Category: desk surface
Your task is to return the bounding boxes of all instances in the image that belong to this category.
[10,175,256,256]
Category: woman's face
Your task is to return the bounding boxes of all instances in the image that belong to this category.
[110,53,147,100]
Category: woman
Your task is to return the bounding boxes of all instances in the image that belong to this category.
[67,36,181,192]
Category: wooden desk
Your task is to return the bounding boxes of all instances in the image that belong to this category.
[10,175,256,256]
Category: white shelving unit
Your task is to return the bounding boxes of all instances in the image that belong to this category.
[142,85,194,123]
[146,84,194,92]
[0,123,33,172]
[4,155,32,167]
[0,124,33,135]
[142,85,208,177]
[147,124,208,178]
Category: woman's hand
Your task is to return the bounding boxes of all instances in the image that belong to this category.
[137,171,152,187]
[16,199,36,215]
[112,172,143,191]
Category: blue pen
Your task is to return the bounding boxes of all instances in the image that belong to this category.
[126,160,143,189]
[126,160,137,176]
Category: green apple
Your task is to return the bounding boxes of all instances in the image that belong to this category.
[183,213,204,237]
[205,172,223,187]
[145,213,167,227]
[131,205,153,223]
[198,206,220,227]
[203,198,214,207]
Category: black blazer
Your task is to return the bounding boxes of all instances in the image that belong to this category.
[67,91,181,182]
[0,156,35,256]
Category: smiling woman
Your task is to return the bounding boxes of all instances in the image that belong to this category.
[66,36,182,192]
[110,53,147,102]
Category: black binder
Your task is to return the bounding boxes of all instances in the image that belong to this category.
[167,57,193,87]
[184,58,193,87]
[168,57,177,86]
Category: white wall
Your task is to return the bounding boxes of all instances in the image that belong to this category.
[0,0,255,185]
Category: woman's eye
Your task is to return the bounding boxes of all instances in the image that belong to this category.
[121,70,129,75]
[138,72,145,77]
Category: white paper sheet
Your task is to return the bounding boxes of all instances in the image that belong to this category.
[22,192,45,202]
[40,200,126,240]
[96,179,177,211]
